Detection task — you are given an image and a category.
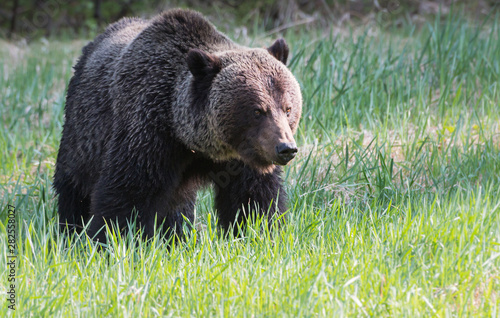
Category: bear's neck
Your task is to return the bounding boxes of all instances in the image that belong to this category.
[171,72,237,161]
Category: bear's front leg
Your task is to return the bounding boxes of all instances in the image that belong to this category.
[88,180,196,243]
[140,185,197,240]
[87,181,136,242]
[212,160,287,235]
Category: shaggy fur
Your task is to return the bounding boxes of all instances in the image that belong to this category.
[54,9,302,241]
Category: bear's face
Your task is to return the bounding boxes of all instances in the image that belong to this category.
[187,39,302,173]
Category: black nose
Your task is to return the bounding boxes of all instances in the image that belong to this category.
[276,142,298,165]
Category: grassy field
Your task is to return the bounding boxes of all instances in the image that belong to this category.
[1,11,499,317]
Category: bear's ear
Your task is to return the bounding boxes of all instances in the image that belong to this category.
[187,49,222,78]
[267,38,289,65]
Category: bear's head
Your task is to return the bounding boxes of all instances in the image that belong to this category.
[187,39,302,174]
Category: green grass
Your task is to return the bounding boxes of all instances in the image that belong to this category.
[1,11,500,317]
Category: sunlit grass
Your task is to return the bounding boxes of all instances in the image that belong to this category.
[0,11,499,317]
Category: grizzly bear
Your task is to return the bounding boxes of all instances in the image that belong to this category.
[53,9,302,242]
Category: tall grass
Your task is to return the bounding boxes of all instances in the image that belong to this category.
[0,12,499,317]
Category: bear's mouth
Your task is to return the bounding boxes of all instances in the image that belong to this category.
[273,153,297,166]
[236,147,277,174]
[274,159,291,166]
[233,139,291,173]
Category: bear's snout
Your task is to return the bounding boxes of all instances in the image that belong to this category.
[275,142,298,165]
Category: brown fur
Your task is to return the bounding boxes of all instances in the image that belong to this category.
[54,9,302,240]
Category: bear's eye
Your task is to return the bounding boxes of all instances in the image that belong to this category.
[286,107,292,116]
[254,109,263,116]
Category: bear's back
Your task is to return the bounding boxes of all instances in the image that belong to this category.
[84,17,150,77]
[145,9,234,52]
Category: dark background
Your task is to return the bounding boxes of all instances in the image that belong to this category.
[1,0,497,40]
